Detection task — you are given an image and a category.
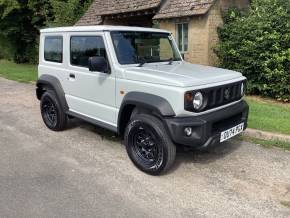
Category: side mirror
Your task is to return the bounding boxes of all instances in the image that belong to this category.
[88,56,110,73]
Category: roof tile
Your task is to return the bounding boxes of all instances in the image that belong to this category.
[75,2,103,26]
[154,0,216,19]
[77,0,163,26]
[76,0,217,25]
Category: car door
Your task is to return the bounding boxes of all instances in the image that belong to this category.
[63,32,117,128]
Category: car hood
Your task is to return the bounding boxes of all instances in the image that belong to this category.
[123,62,244,87]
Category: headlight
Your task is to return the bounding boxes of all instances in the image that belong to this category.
[193,92,204,110]
[241,83,245,96]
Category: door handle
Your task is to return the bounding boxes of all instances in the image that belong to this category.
[69,73,75,79]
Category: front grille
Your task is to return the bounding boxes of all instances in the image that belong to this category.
[206,82,243,110]
[184,80,245,113]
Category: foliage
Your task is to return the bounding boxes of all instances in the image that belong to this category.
[0,0,53,63]
[216,0,290,101]
[49,0,93,27]
[0,36,13,60]
[0,0,93,63]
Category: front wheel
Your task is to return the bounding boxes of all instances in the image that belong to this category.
[40,90,67,131]
[124,114,176,175]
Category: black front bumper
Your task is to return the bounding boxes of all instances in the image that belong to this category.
[163,100,249,149]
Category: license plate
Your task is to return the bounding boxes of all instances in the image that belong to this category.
[220,123,244,143]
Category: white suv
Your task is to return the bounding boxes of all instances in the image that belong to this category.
[37,26,249,175]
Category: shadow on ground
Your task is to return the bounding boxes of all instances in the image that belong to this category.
[67,118,120,142]
[67,118,242,174]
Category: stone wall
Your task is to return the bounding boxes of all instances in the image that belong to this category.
[159,0,250,66]
[160,16,210,65]
[207,0,224,66]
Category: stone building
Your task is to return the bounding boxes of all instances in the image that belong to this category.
[77,0,250,66]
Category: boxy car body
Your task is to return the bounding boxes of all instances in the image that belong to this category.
[37,26,249,175]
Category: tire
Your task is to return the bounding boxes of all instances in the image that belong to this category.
[124,114,176,175]
[40,90,67,131]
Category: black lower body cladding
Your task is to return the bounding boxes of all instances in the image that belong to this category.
[163,100,249,149]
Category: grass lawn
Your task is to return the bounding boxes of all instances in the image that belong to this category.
[246,96,290,135]
[0,59,37,83]
[240,136,290,151]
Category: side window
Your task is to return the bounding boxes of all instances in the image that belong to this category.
[70,36,107,68]
[44,36,63,63]
[176,23,188,53]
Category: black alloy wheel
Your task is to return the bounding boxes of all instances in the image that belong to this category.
[42,97,58,128]
[40,90,67,131]
[130,123,163,169]
[125,114,176,175]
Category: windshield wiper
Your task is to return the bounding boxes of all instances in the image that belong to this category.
[138,57,147,67]
[168,58,174,65]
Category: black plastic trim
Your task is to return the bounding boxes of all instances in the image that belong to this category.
[67,111,118,133]
[121,92,175,116]
[117,92,176,135]
[36,75,69,112]
[164,100,249,148]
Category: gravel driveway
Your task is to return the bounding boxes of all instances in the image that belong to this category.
[0,77,289,217]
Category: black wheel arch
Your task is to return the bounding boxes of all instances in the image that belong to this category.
[118,92,176,136]
[36,74,69,112]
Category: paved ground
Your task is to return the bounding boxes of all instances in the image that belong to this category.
[0,77,290,218]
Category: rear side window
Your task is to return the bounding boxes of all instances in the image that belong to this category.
[44,36,63,63]
[70,36,107,68]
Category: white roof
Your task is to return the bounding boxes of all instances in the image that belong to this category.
[40,25,170,34]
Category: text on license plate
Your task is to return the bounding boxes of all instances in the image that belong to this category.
[220,123,244,143]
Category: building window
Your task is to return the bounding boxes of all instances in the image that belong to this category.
[176,23,188,53]
[70,36,107,68]
[44,36,63,63]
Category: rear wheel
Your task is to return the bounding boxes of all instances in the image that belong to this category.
[40,90,67,131]
[125,114,176,175]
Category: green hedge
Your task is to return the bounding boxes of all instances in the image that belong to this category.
[216,0,290,101]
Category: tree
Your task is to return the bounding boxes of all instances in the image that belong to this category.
[0,0,93,63]
[0,0,53,63]
[49,0,93,26]
[215,0,290,101]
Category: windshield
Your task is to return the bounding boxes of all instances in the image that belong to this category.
[111,31,182,65]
